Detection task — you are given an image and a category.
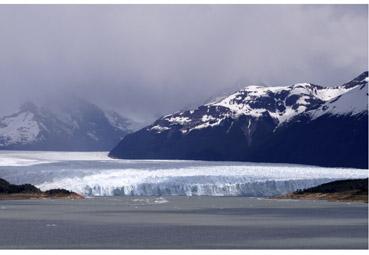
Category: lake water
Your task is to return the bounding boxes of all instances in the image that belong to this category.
[0,151,367,197]
[0,197,367,248]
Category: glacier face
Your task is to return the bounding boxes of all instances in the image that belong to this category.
[0,151,367,197]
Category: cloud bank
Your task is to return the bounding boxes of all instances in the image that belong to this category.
[0,5,367,122]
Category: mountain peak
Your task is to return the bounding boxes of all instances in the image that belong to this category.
[19,102,39,113]
[152,79,354,135]
[342,71,368,88]
[354,71,368,82]
[310,82,368,119]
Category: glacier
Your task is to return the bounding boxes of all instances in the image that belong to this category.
[0,151,367,197]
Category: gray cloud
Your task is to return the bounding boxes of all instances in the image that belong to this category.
[0,5,367,123]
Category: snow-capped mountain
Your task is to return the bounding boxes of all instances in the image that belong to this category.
[148,82,353,134]
[0,98,135,151]
[109,72,368,169]
[310,81,368,119]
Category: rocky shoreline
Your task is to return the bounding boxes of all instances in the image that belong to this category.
[275,178,368,203]
[0,178,84,200]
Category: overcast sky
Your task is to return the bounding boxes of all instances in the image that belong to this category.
[0,5,367,123]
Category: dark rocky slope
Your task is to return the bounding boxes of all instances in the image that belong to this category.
[0,178,83,200]
[276,178,368,203]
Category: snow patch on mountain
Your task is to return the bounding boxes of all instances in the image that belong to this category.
[188,117,223,132]
[310,83,368,119]
[0,111,41,146]
[151,125,170,133]
[315,86,354,101]
[167,116,192,125]
[104,110,133,133]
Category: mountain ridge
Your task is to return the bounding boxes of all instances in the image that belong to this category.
[109,71,368,169]
[0,98,135,151]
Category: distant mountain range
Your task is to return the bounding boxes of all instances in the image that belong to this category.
[109,72,368,169]
[0,98,135,151]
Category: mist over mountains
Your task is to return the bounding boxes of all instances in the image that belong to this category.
[0,5,367,122]
[0,97,136,151]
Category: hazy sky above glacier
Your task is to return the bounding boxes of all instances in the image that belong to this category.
[0,5,367,123]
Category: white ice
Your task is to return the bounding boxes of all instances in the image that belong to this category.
[0,151,367,197]
[0,151,111,166]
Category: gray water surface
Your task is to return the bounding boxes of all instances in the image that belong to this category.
[0,196,367,249]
